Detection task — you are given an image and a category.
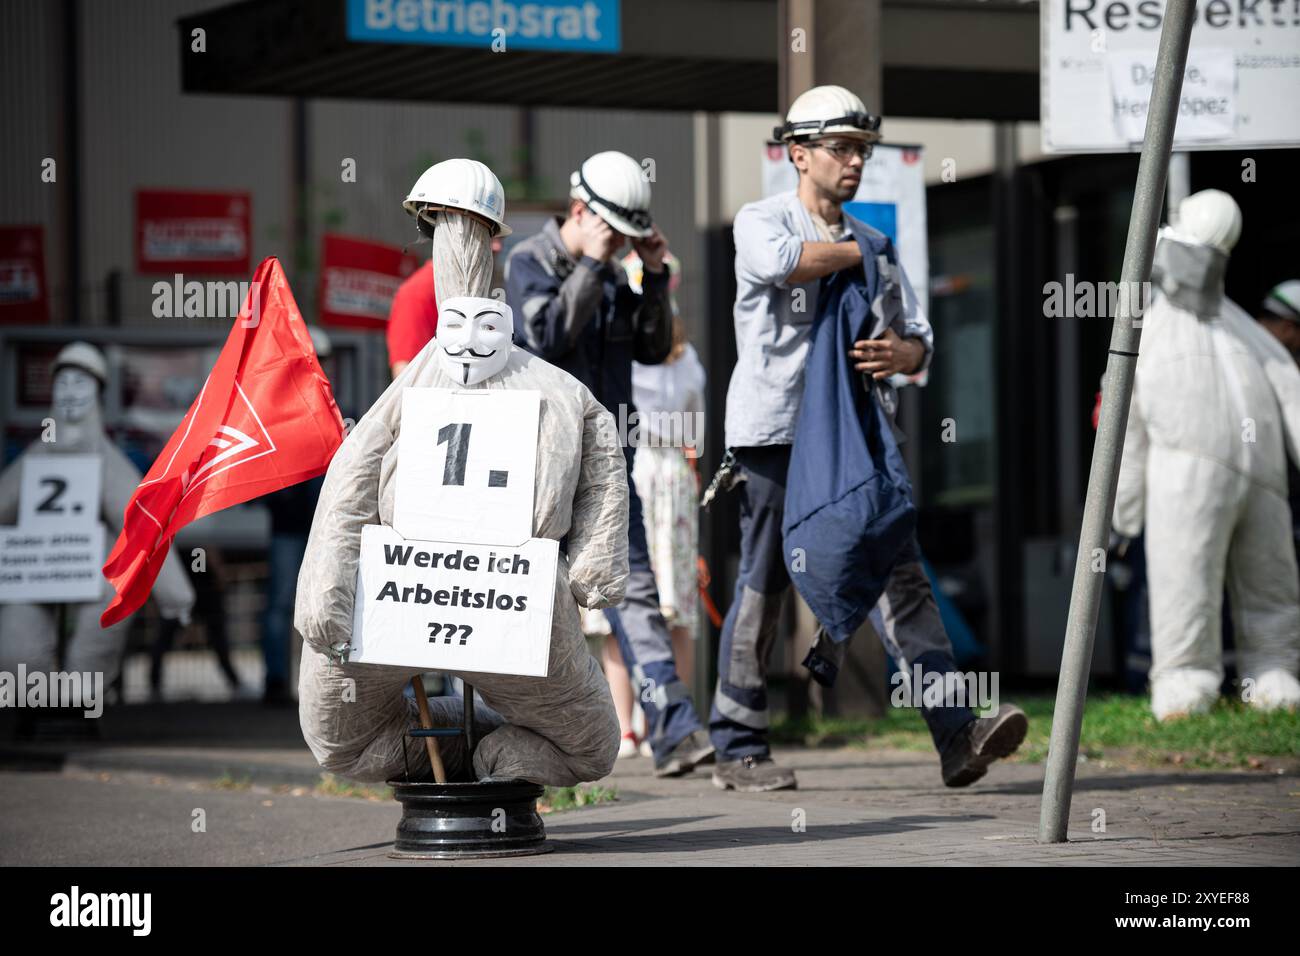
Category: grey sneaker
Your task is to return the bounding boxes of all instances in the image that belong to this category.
[711,755,798,792]
[940,703,1028,788]
[653,729,716,778]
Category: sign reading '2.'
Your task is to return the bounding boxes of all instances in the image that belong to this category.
[1,454,106,604]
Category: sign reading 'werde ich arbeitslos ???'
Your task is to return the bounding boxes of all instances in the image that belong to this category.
[350,525,559,677]
[347,0,621,53]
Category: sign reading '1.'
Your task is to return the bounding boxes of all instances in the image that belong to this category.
[394,388,540,546]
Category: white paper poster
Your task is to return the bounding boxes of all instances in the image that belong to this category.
[0,454,106,604]
[761,142,930,317]
[393,388,540,546]
[0,525,106,604]
[1107,48,1236,143]
[349,525,558,677]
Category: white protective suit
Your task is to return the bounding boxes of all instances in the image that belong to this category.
[293,330,629,786]
[0,349,195,688]
[1114,194,1300,719]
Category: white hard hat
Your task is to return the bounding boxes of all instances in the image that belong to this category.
[53,341,108,385]
[1177,189,1241,255]
[570,151,653,238]
[1262,280,1300,323]
[776,85,882,143]
[404,158,511,237]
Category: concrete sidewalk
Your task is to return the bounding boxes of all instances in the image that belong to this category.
[1,703,1295,866]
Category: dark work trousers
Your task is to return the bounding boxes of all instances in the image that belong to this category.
[709,444,975,761]
[603,445,703,761]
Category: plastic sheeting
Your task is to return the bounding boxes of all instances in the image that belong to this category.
[1114,238,1300,716]
[0,397,195,685]
[294,337,630,785]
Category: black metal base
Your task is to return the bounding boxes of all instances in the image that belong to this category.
[387,779,552,860]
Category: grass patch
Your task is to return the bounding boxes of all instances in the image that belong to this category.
[538,783,618,814]
[212,772,253,791]
[314,773,392,802]
[771,694,1300,771]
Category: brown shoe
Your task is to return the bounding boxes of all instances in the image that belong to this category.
[940,704,1028,787]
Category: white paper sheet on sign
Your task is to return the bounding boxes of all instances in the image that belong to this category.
[350,525,558,677]
[393,388,540,546]
[1107,48,1235,145]
[19,454,100,528]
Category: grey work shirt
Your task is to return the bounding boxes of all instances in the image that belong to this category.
[724,190,934,449]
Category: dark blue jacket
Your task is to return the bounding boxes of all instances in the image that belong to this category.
[504,218,672,416]
[782,219,917,643]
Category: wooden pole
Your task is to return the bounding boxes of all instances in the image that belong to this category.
[411,676,447,784]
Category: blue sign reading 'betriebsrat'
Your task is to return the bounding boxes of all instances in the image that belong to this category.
[347,0,621,53]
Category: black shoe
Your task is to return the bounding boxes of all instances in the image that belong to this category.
[653,730,716,778]
[940,704,1028,788]
[711,755,797,792]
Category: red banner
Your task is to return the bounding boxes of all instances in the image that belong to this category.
[0,226,48,324]
[317,233,419,330]
[102,257,345,626]
[135,189,251,275]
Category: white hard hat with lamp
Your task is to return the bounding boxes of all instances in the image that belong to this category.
[775,85,882,144]
[569,151,654,239]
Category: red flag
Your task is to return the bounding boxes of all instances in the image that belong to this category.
[102,257,345,627]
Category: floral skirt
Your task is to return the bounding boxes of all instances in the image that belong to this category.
[632,443,700,639]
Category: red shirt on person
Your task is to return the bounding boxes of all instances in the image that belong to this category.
[386,262,438,371]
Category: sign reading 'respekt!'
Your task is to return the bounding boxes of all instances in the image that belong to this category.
[135,189,251,275]
[1041,0,1300,152]
[317,234,421,330]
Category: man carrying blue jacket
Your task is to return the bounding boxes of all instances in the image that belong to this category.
[712,85,1027,792]
[505,150,714,777]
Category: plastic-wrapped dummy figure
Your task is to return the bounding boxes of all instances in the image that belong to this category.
[1114,190,1300,719]
[0,342,195,691]
[295,161,627,786]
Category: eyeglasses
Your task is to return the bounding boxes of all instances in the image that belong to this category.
[805,141,873,162]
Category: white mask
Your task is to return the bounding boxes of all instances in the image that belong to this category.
[434,296,513,386]
[52,367,99,423]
